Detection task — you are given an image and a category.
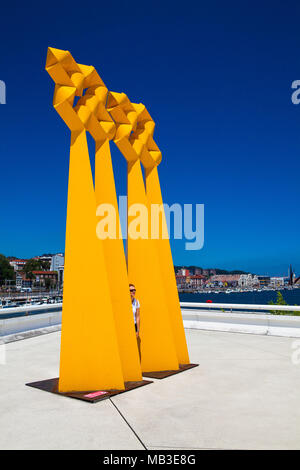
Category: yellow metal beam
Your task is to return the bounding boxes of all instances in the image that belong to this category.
[46,48,125,392]
[127,158,179,372]
[59,130,124,392]
[95,139,142,381]
[109,92,179,372]
[145,166,190,365]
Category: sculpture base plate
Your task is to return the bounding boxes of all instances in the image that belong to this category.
[25,377,152,403]
[142,363,199,379]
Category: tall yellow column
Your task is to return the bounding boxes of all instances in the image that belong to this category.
[126,103,190,366]
[95,139,142,381]
[59,129,125,392]
[127,158,179,372]
[70,73,143,382]
[106,93,180,372]
[46,48,125,392]
[145,165,190,365]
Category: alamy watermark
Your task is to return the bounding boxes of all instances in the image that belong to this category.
[0,80,6,104]
[96,196,204,251]
[291,80,300,104]
[0,342,6,365]
[291,340,300,365]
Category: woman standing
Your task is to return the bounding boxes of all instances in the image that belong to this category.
[129,283,140,338]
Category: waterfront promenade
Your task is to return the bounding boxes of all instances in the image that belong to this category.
[0,328,299,450]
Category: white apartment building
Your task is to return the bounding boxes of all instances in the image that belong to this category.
[238,274,259,287]
[9,259,27,272]
[270,277,285,287]
[50,253,64,272]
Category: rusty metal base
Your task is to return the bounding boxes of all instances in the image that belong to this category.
[142,363,199,379]
[25,377,153,403]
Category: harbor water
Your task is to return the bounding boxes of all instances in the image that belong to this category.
[179,289,300,305]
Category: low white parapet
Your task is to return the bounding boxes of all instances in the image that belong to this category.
[182,309,300,337]
[0,304,62,337]
[1,302,300,340]
[0,302,62,316]
[180,301,300,312]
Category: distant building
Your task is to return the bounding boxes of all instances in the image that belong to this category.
[57,266,64,288]
[257,276,270,286]
[9,259,27,272]
[50,253,64,272]
[32,271,58,287]
[201,269,216,277]
[175,267,203,289]
[177,268,190,277]
[189,275,205,289]
[175,274,186,289]
[288,265,295,285]
[238,274,259,287]
[270,277,285,287]
[17,272,33,288]
[34,255,53,264]
[16,273,23,290]
[210,274,241,287]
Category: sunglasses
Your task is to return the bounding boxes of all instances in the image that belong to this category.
[130,289,136,293]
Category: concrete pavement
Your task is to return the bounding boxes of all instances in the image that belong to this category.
[0,329,299,450]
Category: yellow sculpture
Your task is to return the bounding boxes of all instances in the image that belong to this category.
[45,47,190,393]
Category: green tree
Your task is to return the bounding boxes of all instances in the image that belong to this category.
[26,271,36,280]
[41,260,50,270]
[44,278,52,290]
[268,291,300,315]
[0,254,15,286]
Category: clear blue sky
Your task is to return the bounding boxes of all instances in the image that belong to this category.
[0,0,300,276]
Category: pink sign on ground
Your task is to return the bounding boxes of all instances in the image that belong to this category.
[84,391,108,398]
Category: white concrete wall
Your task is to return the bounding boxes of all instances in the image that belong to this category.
[182,309,300,337]
[1,303,300,340]
[0,310,62,336]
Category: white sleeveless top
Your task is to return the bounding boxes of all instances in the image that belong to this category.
[132,298,140,324]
